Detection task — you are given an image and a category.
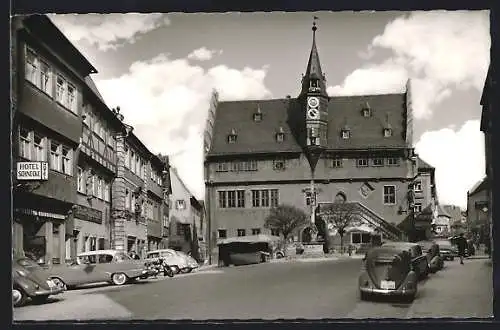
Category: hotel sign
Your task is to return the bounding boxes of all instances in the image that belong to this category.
[17,162,49,180]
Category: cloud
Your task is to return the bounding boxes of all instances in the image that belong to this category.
[95,54,272,199]
[415,120,485,209]
[328,10,490,120]
[48,13,170,51]
[187,47,223,61]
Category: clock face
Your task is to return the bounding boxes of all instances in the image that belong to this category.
[307,97,319,108]
[307,108,319,120]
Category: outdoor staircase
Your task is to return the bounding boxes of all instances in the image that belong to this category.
[349,202,405,241]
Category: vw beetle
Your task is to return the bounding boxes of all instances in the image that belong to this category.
[382,242,430,279]
[358,246,418,302]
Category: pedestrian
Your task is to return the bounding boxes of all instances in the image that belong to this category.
[455,233,468,265]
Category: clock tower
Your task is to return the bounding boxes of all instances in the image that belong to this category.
[300,19,329,171]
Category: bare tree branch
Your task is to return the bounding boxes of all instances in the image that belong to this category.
[264,204,309,240]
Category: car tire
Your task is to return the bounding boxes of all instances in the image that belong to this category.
[170,266,180,274]
[32,294,50,304]
[180,267,191,274]
[276,252,284,259]
[50,277,67,290]
[111,272,128,286]
[360,291,369,301]
[13,287,27,307]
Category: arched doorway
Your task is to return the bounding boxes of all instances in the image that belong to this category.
[334,192,346,203]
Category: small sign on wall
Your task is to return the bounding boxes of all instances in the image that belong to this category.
[17,161,49,180]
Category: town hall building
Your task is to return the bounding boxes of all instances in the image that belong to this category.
[203,21,433,260]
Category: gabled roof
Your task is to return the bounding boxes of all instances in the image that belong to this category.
[468,177,488,196]
[84,76,106,103]
[417,156,434,170]
[208,93,407,156]
[24,15,97,75]
[436,204,451,218]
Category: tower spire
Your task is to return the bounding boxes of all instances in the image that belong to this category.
[300,16,327,98]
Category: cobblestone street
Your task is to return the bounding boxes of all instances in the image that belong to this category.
[14,257,493,321]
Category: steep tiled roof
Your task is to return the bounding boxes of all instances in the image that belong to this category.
[468,177,488,195]
[417,156,434,170]
[436,204,451,218]
[208,93,407,156]
[84,76,106,103]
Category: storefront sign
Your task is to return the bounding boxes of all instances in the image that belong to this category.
[17,162,49,180]
[74,205,103,224]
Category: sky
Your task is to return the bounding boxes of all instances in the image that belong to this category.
[48,10,490,209]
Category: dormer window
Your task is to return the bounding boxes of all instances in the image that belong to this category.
[362,102,372,117]
[227,129,237,143]
[383,128,393,137]
[253,105,263,122]
[276,127,285,142]
[383,113,392,137]
[341,129,350,139]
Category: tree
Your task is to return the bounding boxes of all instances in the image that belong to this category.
[321,202,358,254]
[264,204,310,242]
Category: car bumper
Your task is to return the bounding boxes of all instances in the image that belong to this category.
[360,286,417,296]
[32,287,64,297]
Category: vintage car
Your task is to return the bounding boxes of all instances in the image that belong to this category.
[175,251,200,273]
[434,239,458,261]
[13,257,65,307]
[416,240,444,273]
[358,246,418,302]
[46,250,150,289]
[145,249,189,274]
[381,242,430,279]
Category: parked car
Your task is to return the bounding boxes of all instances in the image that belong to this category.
[416,241,444,273]
[381,242,429,279]
[145,249,189,274]
[434,239,458,261]
[46,250,151,289]
[358,246,418,302]
[13,257,65,307]
[175,250,199,273]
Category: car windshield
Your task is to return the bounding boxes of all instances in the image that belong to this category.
[147,252,160,258]
[435,240,452,247]
[17,258,40,269]
[115,252,132,262]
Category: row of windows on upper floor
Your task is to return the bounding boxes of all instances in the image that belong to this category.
[217,189,280,209]
[226,127,394,144]
[123,145,163,186]
[76,167,111,202]
[25,47,78,114]
[123,188,162,222]
[214,157,401,173]
[19,126,73,176]
[216,186,425,214]
[217,228,271,239]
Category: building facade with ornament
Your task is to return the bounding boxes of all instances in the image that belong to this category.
[203,22,436,262]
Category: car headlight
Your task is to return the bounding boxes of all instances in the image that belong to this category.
[16,269,28,277]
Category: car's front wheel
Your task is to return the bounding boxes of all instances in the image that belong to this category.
[13,287,27,307]
[360,291,369,301]
[180,267,192,274]
[50,277,67,290]
[111,273,128,286]
[170,265,180,274]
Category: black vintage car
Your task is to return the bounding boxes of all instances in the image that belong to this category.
[358,246,418,302]
[381,242,430,279]
[416,240,444,273]
[434,239,458,261]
